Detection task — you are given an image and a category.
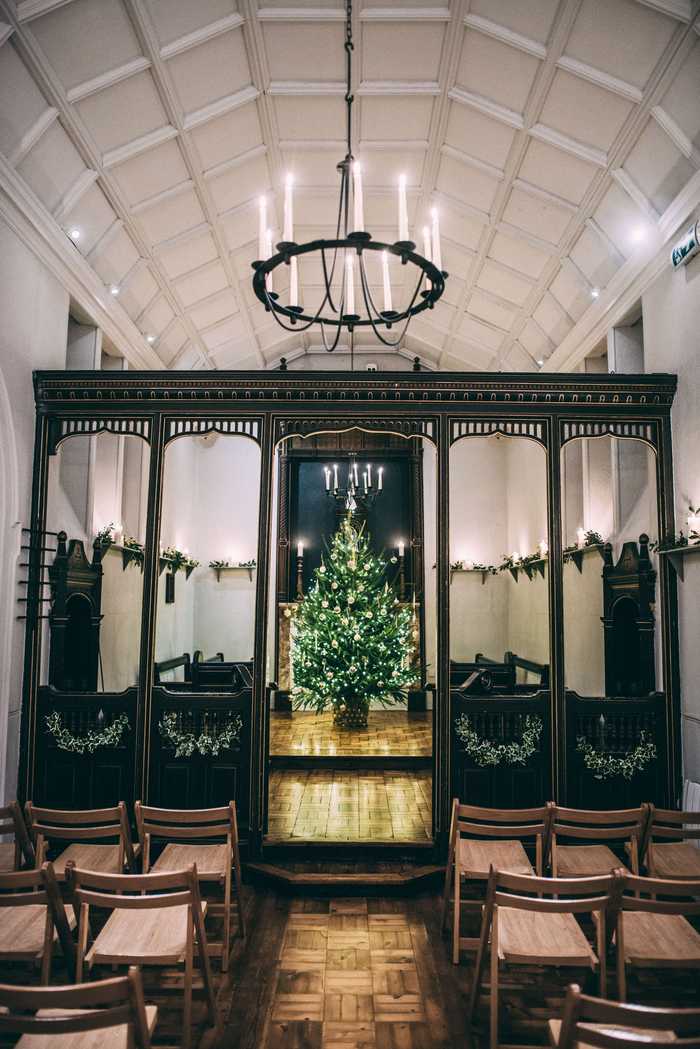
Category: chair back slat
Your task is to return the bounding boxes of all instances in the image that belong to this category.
[491,868,619,906]
[556,984,700,1049]
[136,803,231,824]
[27,803,124,826]
[455,820,547,839]
[26,801,136,868]
[454,802,549,822]
[621,873,700,914]
[75,887,193,910]
[0,802,35,867]
[138,822,231,840]
[71,865,194,893]
[551,805,646,842]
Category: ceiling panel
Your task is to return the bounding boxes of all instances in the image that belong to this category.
[624,118,696,214]
[76,71,168,154]
[145,0,239,48]
[263,23,344,81]
[456,30,541,114]
[539,69,634,152]
[190,104,263,171]
[502,186,573,245]
[361,23,445,81]
[0,42,51,159]
[469,0,559,45]
[112,139,190,206]
[518,138,598,206]
[360,96,434,142]
[564,0,676,90]
[659,38,700,147]
[444,104,515,169]
[166,29,252,114]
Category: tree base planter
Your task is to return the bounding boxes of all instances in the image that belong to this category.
[333,702,370,730]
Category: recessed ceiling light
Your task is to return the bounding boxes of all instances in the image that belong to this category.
[146,334,155,344]
[109,285,120,296]
[591,287,600,299]
[630,226,647,244]
[68,228,81,241]
[537,359,544,366]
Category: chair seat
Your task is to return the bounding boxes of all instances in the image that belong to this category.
[151,843,228,880]
[86,902,206,967]
[555,844,628,878]
[620,911,700,968]
[14,1005,158,1049]
[548,1018,676,1049]
[497,907,597,967]
[52,844,123,880]
[648,842,700,879]
[0,842,16,872]
[0,904,75,961]
[458,839,533,879]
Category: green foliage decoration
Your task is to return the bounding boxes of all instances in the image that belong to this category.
[454,714,543,767]
[576,732,657,780]
[158,712,242,758]
[45,711,129,754]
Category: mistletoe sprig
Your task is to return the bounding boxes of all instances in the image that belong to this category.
[45,711,130,754]
[158,712,242,758]
[454,714,542,767]
[291,518,415,715]
[576,732,657,780]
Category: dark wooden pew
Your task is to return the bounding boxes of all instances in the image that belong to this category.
[154,652,191,685]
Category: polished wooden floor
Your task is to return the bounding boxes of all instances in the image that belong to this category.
[270,711,432,758]
[267,770,433,842]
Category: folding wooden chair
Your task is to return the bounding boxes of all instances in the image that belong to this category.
[25,803,137,881]
[0,967,158,1049]
[441,800,550,962]
[0,862,75,982]
[135,801,245,972]
[614,873,700,1000]
[71,865,217,1049]
[0,801,35,871]
[550,806,647,878]
[467,869,623,1049]
[549,983,700,1049]
[641,807,700,880]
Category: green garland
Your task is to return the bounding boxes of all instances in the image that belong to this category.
[45,711,129,754]
[158,712,242,758]
[576,731,657,780]
[454,714,542,767]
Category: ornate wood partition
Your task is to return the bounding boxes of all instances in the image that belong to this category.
[20,370,679,858]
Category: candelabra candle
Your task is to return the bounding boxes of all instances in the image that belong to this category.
[367,463,372,488]
[345,254,355,315]
[577,526,586,549]
[333,463,339,491]
[265,229,274,292]
[353,461,359,487]
[378,466,383,491]
[289,256,299,307]
[381,251,392,313]
[283,173,294,242]
[353,161,364,232]
[362,471,368,493]
[296,547,304,598]
[258,196,267,259]
[398,541,405,558]
[325,467,331,491]
[431,207,442,272]
[297,541,304,558]
[398,174,408,242]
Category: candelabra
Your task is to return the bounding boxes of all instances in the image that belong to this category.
[325,460,383,520]
[296,542,304,598]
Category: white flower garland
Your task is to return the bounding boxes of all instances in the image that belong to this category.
[45,711,130,754]
[454,713,542,767]
[158,712,242,759]
[576,732,657,780]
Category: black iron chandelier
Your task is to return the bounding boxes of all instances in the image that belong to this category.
[325,459,383,518]
[251,1,448,352]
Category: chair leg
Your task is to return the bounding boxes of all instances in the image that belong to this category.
[452,866,460,964]
[441,844,453,934]
[490,910,499,1049]
[233,856,245,940]
[222,871,231,973]
[40,912,53,985]
[183,920,193,1049]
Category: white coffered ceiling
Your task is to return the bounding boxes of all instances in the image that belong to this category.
[0,0,698,371]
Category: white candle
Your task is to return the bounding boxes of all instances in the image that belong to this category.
[283,172,294,242]
[324,467,331,491]
[398,541,405,557]
[363,471,368,493]
[422,225,432,290]
[511,551,520,563]
[258,196,267,259]
[381,251,392,312]
[345,253,355,315]
[539,539,548,558]
[367,463,372,488]
[398,174,408,242]
[265,228,274,292]
[353,462,359,487]
[289,256,298,307]
[333,464,339,490]
[431,207,442,272]
[577,526,586,549]
[688,510,700,536]
[353,161,364,232]
[378,467,383,491]
[297,541,304,557]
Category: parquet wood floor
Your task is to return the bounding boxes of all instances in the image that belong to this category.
[267,770,433,842]
[270,712,432,758]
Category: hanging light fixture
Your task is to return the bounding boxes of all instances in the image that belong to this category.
[251,1,448,352]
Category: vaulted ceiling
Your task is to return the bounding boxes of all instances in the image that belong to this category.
[0,0,698,371]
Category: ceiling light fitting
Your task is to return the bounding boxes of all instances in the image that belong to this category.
[250,0,447,351]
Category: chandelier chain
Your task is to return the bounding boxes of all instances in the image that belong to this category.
[344,0,354,161]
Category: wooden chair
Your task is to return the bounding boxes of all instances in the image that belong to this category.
[70,865,217,1049]
[0,967,158,1048]
[0,862,75,982]
[135,801,245,973]
[467,869,624,1049]
[641,806,700,879]
[614,873,700,1000]
[549,983,700,1049]
[0,801,35,871]
[25,803,137,881]
[441,800,550,962]
[550,806,647,878]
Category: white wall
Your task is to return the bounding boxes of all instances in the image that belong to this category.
[643,238,700,785]
[0,218,69,801]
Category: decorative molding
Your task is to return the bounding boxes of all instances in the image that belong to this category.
[584,217,626,265]
[658,165,700,238]
[562,420,658,447]
[66,57,151,103]
[8,107,59,168]
[16,0,77,22]
[152,221,211,254]
[276,416,437,443]
[102,125,178,169]
[440,143,505,181]
[495,220,561,257]
[130,179,194,216]
[159,12,244,60]
[51,417,151,453]
[268,80,346,96]
[464,13,547,60]
[86,217,124,263]
[633,0,692,20]
[451,419,545,445]
[447,87,524,130]
[527,123,608,168]
[431,189,491,228]
[0,20,13,45]
[52,168,99,223]
[277,138,344,153]
[203,144,268,182]
[357,81,442,96]
[556,55,643,103]
[182,85,260,131]
[512,177,578,214]
[166,418,261,443]
[651,106,700,167]
[361,6,451,21]
[257,6,346,21]
[611,168,661,222]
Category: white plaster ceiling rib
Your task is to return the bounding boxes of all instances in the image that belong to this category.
[0,0,212,370]
[120,0,265,369]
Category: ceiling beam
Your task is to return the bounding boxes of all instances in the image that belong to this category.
[159,12,245,60]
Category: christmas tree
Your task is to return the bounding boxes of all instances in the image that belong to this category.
[290,517,416,728]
